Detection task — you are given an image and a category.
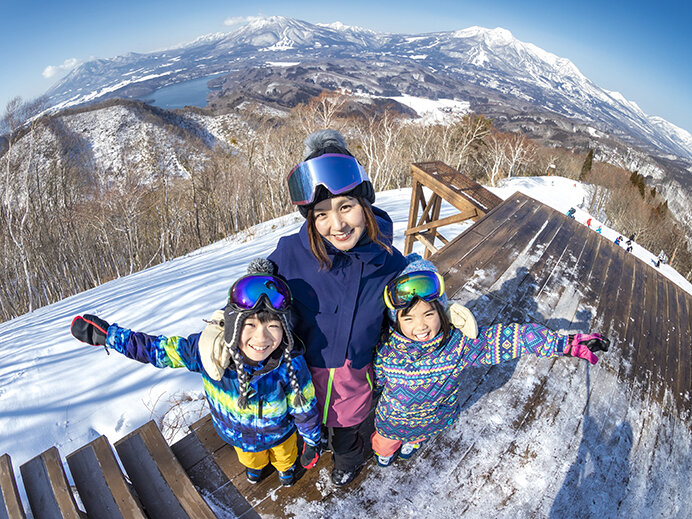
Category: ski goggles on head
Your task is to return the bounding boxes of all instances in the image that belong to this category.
[228,274,292,312]
[287,153,370,206]
[383,270,446,310]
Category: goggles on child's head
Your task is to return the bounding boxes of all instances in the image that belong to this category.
[229,275,292,312]
[383,270,445,310]
[287,153,370,206]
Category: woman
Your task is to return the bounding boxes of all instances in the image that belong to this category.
[268,129,406,486]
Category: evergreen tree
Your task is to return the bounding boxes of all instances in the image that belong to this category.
[579,149,594,181]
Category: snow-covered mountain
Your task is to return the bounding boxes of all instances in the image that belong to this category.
[43,16,692,163]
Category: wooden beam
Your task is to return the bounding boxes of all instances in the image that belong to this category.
[66,435,146,519]
[114,421,216,519]
[415,233,439,258]
[404,209,480,235]
[0,454,26,519]
[20,447,86,519]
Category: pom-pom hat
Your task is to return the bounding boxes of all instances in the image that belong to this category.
[288,129,375,217]
[222,258,306,409]
[386,253,448,322]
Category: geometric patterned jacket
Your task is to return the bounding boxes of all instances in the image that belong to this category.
[106,324,321,452]
[373,323,567,442]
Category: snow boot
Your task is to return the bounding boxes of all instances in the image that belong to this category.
[376,453,396,467]
[278,463,297,487]
[331,463,364,486]
[398,442,421,459]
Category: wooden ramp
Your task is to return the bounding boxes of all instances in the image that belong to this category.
[3,191,690,518]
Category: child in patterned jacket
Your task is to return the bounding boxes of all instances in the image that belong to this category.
[70,259,322,486]
[371,255,610,467]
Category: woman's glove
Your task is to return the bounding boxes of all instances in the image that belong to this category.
[564,333,610,365]
[300,443,321,469]
[198,309,231,381]
[446,303,478,339]
[71,315,110,346]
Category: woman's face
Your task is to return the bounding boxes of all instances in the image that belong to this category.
[397,299,442,342]
[312,196,366,251]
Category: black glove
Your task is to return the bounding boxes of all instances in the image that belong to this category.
[71,314,110,346]
[300,443,321,469]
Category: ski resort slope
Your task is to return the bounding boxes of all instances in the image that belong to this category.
[0,176,690,518]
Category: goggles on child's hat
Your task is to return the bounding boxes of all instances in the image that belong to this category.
[229,274,292,312]
[383,270,446,310]
[287,153,370,206]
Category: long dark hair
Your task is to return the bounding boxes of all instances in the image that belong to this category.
[394,297,451,344]
[306,196,392,270]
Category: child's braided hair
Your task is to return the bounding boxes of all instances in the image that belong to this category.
[223,258,307,409]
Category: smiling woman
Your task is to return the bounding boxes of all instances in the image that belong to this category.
[268,129,407,486]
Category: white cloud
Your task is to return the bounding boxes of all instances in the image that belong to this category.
[223,15,262,27]
[42,58,80,79]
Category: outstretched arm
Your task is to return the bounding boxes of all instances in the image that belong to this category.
[71,314,202,372]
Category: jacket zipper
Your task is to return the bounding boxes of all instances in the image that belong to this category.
[258,397,263,420]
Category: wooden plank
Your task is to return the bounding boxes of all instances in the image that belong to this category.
[675,289,691,413]
[171,422,258,519]
[663,279,680,405]
[403,180,423,255]
[412,162,503,212]
[608,251,637,366]
[633,265,658,395]
[0,454,26,519]
[411,164,484,213]
[404,207,478,235]
[19,447,85,519]
[114,421,215,519]
[433,193,530,275]
[620,261,646,383]
[66,435,146,519]
[442,198,543,297]
[652,278,669,401]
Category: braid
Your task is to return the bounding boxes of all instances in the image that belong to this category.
[225,313,250,409]
[280,314,307,408]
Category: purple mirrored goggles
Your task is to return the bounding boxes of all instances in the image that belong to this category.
[287,153,370,206]
[228,274,292,312]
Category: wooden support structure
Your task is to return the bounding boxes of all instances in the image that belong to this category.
[0,454,26,519]
[19,447,85,519]
[66,435,146,519]
[403,161,503,258]
[114,421,216,519]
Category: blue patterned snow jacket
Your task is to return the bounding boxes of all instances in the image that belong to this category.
[106,325,321,452]
[373,323,568,442]
[268,205,406,369]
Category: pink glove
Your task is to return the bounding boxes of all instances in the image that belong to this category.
[564,333,610,365]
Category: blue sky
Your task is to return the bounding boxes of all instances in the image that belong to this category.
[1,0,690,133]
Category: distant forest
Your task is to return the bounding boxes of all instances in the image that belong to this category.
[1,92,690,322]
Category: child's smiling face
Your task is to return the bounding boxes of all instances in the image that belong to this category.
[239,315,284,362]
[397,299,442,342]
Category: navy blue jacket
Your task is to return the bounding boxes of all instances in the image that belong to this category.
[269,206,406,369]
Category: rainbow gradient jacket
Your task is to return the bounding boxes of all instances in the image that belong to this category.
[373,323,567,442]
[106,325,321,452]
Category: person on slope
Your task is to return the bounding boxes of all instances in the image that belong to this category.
[371,254,611,467]
[270,129,407,486]
[70,259,321,487]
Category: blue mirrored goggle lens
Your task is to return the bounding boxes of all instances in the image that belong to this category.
[287,153,369,205]
[386,271,443,309]
[229,275,291,311]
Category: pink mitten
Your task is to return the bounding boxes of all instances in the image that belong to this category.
[564,333,610,365]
